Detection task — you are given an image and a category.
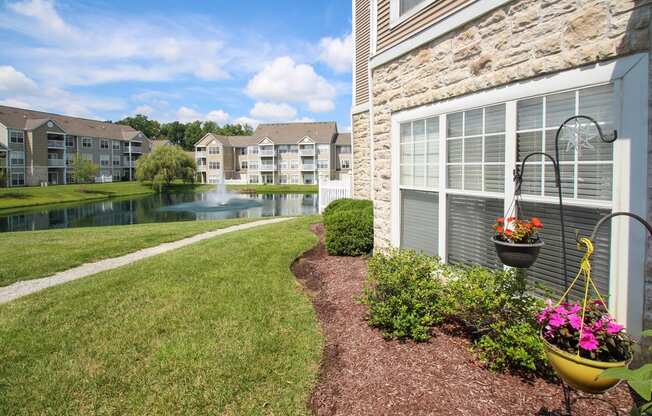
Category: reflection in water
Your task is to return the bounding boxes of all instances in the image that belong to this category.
[0,192,318,232]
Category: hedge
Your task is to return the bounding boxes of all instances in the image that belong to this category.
[323,198,373,256]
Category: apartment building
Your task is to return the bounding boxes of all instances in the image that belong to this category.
[0,105,150,187]
[194,122,351,185]
[352,0,651,334]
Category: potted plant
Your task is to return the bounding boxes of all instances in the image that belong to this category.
[537,299,634,394]
[491,216,544,268]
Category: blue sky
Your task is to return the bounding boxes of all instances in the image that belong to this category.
[0,0,353,130]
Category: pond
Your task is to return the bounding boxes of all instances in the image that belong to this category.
[0,191,319,233]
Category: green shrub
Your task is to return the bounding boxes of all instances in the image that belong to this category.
[323,198,371,220]
[362,249,449,341]
[323,199,373,256]
[361,249,550,376]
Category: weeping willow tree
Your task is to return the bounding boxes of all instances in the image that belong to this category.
[135,145,196,191]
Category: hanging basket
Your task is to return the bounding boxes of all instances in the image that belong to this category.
[541,335,629,394]
[491,237,543,268]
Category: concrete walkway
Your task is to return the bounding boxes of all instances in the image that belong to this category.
[0,217,293,305]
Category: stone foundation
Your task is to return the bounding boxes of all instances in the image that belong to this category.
[352,111,371,199]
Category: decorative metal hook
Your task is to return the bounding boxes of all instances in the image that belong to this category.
[576,212,652,248]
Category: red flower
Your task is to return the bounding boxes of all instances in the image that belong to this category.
[531,217,543,228]
[495,226,504,234]
[507,216,516,222]
[505,229,512,236]
[496,217,504,224]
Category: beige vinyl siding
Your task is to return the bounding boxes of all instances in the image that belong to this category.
[355,0,371,105]
[376,0,472,52]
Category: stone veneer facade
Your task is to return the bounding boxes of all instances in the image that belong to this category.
[352,0,652,329]
[352,111,371,199]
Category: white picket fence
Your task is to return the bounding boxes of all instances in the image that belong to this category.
[318,178,351,213]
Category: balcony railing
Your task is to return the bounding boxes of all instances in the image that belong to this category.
[124,145,143,154]
[48,140,65,149]
[302,164,315,171]
[260,164,277,171]
[259,150,275,157]
[197,165,207,171]
[123,161,136,167]
[299,149,315,157]
[196,151,206,158]
[48,158,65,167]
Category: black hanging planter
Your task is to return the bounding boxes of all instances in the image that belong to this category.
[491,237,544,268]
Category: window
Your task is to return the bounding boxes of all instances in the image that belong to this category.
[341,159,351,169]
[278,145,289,154]
[400,117,439,188]
[291,175,300,184]
[317,144,329,154]
[208,146,220,155]
[516,84,614,201]
[9,130,24,144]
[208,175,219,184]
[339,145,351,154]
[290,160,299,170]
[248,146,258,155]
[82,137,93,148]
[289,145,299,154]
[446,104,506,193]
[113,141,121,150]
[209,161,220,170]
[237,147,247,155]
[317,160,329,169]
[10,151,24,166]
[249,161,258,170]
[280,174,288,184]
[399,0,426,16]
[279,161,288,170]
[113,173,121,182]
[249,175,259,184]
[100,140,109,149]
[100,155,110,167]
[66,136,74,147]
[113,159,121,166]
[241,161,248,170]
[11,172,24,186]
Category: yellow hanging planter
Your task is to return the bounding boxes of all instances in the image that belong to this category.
[541,335,630,394]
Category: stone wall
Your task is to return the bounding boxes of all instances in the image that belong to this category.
[352,110,371,199]
[362,0,651,327]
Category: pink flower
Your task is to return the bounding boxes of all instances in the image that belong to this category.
[567,304,581,314]
[579,331,599,351]
[548,313,566,328]
[606,321,624,335]
[568,314,582,330]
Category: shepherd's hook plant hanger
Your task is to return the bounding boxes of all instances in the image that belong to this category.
[513,115,617,299]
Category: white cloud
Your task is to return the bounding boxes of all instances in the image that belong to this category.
[250,102,297,121]
[291,117,315,123]
[245,56,336,114]
[319,34,352,73]
[0,66,37,94]
[176,106,204,123]
[134,105,153,116]
[206,109,230,124]
[233,116,259,129]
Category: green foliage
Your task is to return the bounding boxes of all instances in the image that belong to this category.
[117,114,161,139]
[323,198,371,220]
[0,168,6,187]
[323,199,373,256]
[135,145,196,191]
[362,250,550,376]
[71,155,99,184]
[601,330,652,415]
[363,249,448,341]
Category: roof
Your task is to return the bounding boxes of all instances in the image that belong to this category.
[334,133,351,146]
[149,139,172,149]
[0,105,146,141]
[195,133,258,147]
[254,122,337,144]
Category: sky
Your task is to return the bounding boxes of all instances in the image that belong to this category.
[0,0,353,131]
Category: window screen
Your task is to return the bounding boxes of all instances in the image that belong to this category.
[447,195,503,269]
[446,104,506,193]
[400,190,438,256]
[399,0,426,15]
[519,202,611,302]
[516,84,614,201]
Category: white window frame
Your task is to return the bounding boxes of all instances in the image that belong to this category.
[208,146,220,155]
[100,139,109,149]
[389,54,648,334]
[10,151,25,166]
[209,161,220,170]
[81,137,93,148]
[11,172,24,186]
[390,0,439,28]
[9,130,24,144]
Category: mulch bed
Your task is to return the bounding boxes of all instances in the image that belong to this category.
[292,224,635,416]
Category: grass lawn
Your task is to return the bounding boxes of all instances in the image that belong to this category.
[0,216,322,415]
[227,184,318,194]
[0,182,213,213]
[0,218,257,286]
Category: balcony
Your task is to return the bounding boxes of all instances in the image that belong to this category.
[259,149,275,157]
[196,151,206,158]
[299,148,315,157]
[124,145,143,154]
[197,165,207,172]
[123,160,136,168]
[302,164,315,171]
[48,140,65,149]
[48,158,65,167]
[260,164,277,171]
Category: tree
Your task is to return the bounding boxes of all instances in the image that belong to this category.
[160,121,187,147]
[135,145,196,191]
[183,121,203,150]
[71,155,99,184]
[220,123,254,136]
[117,114,161,139]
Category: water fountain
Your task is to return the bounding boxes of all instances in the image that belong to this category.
[159,174,263,214]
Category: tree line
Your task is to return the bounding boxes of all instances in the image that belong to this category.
[112,114,254,150]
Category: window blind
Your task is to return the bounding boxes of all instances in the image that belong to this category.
[400,190,438,256]
[447,195,503,269]
[520,202,611,302]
